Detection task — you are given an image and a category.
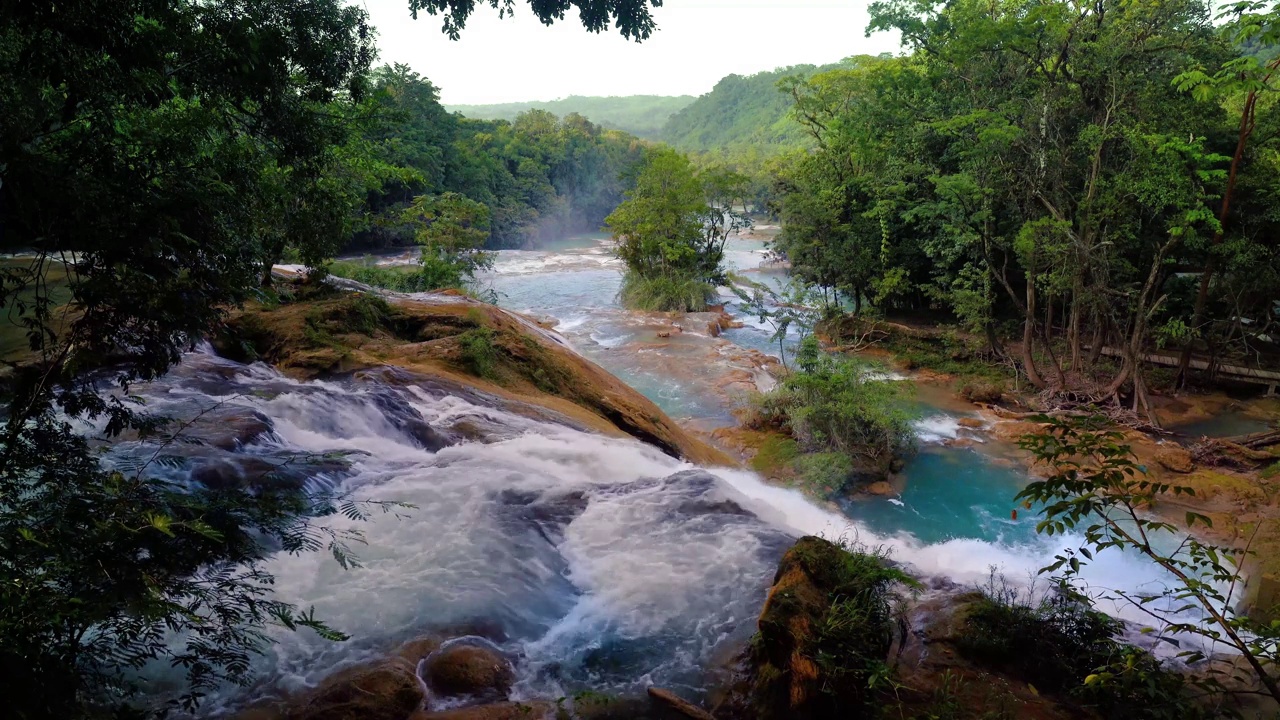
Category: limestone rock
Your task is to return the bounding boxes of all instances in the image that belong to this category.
[422,641,514,703]
[865,481,895,496]
[989,420,1047,443]
[956,417,985,429]
[289,657,424,720]
[646,688,715,720]
[1154,444,1194,473]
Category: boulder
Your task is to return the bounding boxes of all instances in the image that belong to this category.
[989,420,1046,443]
[395,636,443,664]
[186,406,275,450]
[748,536,897,719]
[646,688,715,720]
[422,641,514,703]
[1154,444,1195,474]
[289,657,424,720]
[865,481,896,496]
[956,417,985,429]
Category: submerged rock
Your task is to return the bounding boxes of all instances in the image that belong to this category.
[288,657,424,720]
[421,638,515,705]
[1154,443,1194,473]
[645,688,715,720]
[182,405,275,450]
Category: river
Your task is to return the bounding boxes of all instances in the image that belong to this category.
[129,233,1192,714]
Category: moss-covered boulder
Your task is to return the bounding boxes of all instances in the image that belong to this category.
[736,536,910,720]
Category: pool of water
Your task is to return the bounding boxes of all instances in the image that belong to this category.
[842,448,1034,545]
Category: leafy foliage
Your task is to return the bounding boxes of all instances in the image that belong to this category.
[606,147,749,311]
[351,69,648,251]
[762,0,1280,413]
[406,0,663,41]
[1017,415,1280,706]
[750,337,914,494]
[959,572,1212,720]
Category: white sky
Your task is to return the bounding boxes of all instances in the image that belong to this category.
[357,0,902,105]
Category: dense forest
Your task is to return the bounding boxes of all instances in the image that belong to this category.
[346,66,648,252]
[769,0,1280,422]
[444,95,695,138]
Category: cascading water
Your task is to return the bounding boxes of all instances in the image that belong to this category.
[114,234,1211,712]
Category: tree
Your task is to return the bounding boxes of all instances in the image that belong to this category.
[401,192,494,290]
[0,0,666,715]
[1172,0,1280,384]
[606,147,746,311]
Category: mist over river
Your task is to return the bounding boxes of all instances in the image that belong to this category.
[127,234,1192,713]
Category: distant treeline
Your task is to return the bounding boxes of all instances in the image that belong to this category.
[444,95,695,139]
[353,65,649,251]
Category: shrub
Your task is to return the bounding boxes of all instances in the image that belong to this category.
[957,572,1210,720]
[754,337,914,463]
[458,327,499,380]
[618,270,717,312]
[797,538,915,712]
[792,452,854,496]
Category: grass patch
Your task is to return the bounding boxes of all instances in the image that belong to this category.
[618,270,716,312]
[327,259,440,293]
[750,434,800,475]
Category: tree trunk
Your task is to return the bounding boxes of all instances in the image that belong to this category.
[1176,57,1280,384]
[1068,279,1083,370]
[1023,274,1046,388]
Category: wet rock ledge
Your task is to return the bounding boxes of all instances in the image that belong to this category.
[215,279,731,467]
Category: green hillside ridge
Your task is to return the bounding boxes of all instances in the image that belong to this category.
[445,94,695,138]
[660,57,878,153]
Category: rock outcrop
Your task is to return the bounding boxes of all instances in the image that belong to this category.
[286,657,425,720]
[215,281,731,466]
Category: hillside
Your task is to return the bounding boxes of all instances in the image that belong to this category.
[661,57,881,153]
[445,94,695,138]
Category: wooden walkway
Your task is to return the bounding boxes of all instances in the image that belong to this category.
[1093,346,1280,394]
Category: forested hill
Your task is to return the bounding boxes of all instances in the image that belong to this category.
[660,58,869,153]
[445,95,695,138]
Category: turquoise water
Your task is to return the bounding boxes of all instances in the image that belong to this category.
[480,233,1192,617]
[1173,411,1271,438]
[842,448,1037,546]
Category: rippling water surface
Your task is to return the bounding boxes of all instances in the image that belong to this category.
[126,235,1196,712]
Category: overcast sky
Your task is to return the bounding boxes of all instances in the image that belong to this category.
[357,1,903,105]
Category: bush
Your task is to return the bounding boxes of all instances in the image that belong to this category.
[798,539,914,707]
[753,337,914,463]
[792,452,854,496]
[957,572,1210,720]
[618,270,717,312]
[458,326,499,380]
